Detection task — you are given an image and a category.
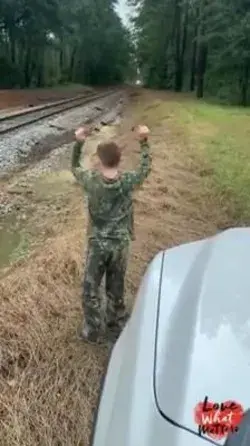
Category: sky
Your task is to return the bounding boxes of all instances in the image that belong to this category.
[116,0,132,27]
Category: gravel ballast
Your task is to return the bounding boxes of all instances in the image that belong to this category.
[0,92,124,178]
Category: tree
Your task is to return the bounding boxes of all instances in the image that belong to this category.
[0,0,134,88]
[132,0,250,105]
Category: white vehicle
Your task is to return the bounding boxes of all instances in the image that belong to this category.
[91,228,250,446]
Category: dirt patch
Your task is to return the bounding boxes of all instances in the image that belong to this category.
[0,86,94,111]
[0,89,231,445]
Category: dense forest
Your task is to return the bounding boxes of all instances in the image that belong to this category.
[0,0,249,106]
[131,0,250,106]
[0,0,134,88]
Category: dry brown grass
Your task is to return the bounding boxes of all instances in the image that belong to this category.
[0,228,109,446]
[0,90,230,445]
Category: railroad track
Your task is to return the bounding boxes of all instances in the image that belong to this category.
[0,89,118,136]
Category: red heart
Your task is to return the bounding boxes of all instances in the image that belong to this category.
[194,398,244,440]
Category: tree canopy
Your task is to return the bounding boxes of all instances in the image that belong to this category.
[0,0,135,88]
[1,0,249,105]
[131,0,250,105]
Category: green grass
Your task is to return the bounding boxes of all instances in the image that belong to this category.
[172,98,250,222]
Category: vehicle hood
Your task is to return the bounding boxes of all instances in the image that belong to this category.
[154,228,250,445]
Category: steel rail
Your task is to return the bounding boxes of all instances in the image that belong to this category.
[0,89,118,136]
[0,90,94,123]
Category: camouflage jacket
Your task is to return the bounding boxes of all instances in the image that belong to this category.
[71,139,152,241]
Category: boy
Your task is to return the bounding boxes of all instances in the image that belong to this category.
[71,124,151,343]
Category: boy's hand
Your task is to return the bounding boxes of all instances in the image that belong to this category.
[75,126,92,142]
[137,125,150,141]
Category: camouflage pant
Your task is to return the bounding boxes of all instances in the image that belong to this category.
[82,239,129,333]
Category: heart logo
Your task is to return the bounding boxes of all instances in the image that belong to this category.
[194,396,244,440]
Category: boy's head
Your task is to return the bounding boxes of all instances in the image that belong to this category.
[97,141,121,168]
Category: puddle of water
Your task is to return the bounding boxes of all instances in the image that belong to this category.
[0,214,29,268]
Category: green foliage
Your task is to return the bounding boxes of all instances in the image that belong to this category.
[0,57,25,87]
[0,0,134,88]
[133,0,250,105]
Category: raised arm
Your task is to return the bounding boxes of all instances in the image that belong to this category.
[71,127,91,188]
[122,125,152,190]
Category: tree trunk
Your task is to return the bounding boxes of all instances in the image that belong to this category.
[69,46,77,81]
[174,0,182,91]
[60,41,64,71]
[24,46,32,87]
[190,9,199,91]
[36,51,45,87]
[190,38,197,91]
[159,56,168,89]
[174,0,188,92]
[196,42,208,98]
[179,3,189,89]
[10,35,16,65]
[196,1,208,99]
[240,62,249,106]
[159,24,170,89]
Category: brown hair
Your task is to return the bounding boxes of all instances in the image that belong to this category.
[97,141,121,168]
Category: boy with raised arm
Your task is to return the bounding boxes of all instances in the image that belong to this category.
[72,124,152,343]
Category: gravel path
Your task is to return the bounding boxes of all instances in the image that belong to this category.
[0,91,123,177]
